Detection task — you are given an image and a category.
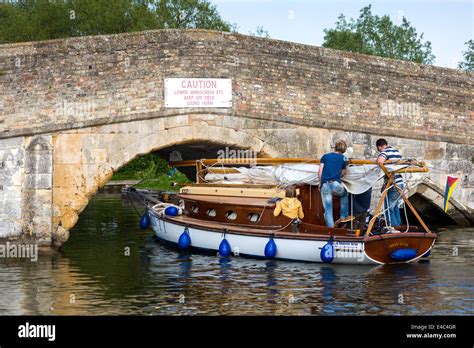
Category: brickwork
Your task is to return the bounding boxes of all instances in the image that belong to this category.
[0,29,472,144]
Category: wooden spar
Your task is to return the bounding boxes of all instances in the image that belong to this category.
[196,160,203,183]
[206,168,241,174]
[364,162,431,235]
[365,162,392,236]
[170,157,426,168]
[200,166,428,176]
[394,184,431,233]
[393,167,429,173]
[365,176,392,236]
[378,161,391,177]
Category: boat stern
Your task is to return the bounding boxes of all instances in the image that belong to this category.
[363,232,437,265]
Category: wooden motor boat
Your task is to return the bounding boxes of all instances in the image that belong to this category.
[138,157,437,265]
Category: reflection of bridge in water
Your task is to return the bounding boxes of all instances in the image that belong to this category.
[0,29,472,247]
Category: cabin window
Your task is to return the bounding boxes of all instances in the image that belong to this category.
[206,208,217,217]
[191,205,199,214]
[225,211,237,220]
[248,213,260,222]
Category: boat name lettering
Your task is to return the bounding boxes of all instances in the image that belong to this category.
[389,242,409,249]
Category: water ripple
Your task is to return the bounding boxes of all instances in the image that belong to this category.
[0,191,472,315]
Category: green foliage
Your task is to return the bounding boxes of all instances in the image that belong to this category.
[69,0,159,36]
[0,0,72,43]
[249,26,270,38]
[112,154,190,190]
[458,40,474,71]
[0,0,231,44]
[135,171,189,190]
[154,0,231,31]
[112,154,171,180]
[323,5,435,64]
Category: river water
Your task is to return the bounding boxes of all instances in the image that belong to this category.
[0,190,473,315]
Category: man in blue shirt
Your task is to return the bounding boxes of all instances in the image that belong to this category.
[318,141,353,228]
[376,138,405,226]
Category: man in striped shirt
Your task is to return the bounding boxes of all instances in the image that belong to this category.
[376,139,405,226]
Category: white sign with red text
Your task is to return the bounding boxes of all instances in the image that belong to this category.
[164,78,232,108]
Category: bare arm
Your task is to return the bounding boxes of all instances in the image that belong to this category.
[377,155,386,165]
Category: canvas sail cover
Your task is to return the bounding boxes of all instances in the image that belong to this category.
[204,164,409,194]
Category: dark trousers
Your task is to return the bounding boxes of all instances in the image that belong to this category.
[353,212,367,230]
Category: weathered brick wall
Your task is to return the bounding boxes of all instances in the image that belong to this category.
[0,29,473,144]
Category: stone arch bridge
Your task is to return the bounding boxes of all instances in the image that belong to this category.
[0,29,472,246]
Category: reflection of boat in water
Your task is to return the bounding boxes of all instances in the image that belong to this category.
[129,157,437,265]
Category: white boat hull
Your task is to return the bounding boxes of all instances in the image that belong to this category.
[149,211,378,265]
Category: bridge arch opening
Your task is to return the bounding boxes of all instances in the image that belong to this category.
[104,140,267,191]
[404,193,456,227]
[66,140,265,248]
[52,119,279,244]
[406,182,472,227]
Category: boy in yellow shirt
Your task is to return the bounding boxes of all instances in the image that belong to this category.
[274,186,304,232]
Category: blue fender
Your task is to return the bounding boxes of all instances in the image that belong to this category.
[264,238,277,259]
[421,249,431,258]
[164,206,179,216]
[391,248,417,262]
[178,228,191,250]
[139,213,150,229]
[219,238,231,257]
[320,241,335,263]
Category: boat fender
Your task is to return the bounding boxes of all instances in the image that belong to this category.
[390,248,417,262]
[178,228,191,250]
[264,238,277,259]
[139,213,150,229]
[320,241,334,263]
[219,238,231,257]
[164,206,179,216]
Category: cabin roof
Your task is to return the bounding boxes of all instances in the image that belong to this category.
[177,194,276,207]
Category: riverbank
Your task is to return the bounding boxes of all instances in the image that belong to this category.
[105,180,141,186]
[111,154,189,190]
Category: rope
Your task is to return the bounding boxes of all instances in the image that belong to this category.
[377,182,393,229]
[403,198,410,233]
[383,191,391,228]
[267,219,294,232]
[126,192,146,218]
[350,191,354,230]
